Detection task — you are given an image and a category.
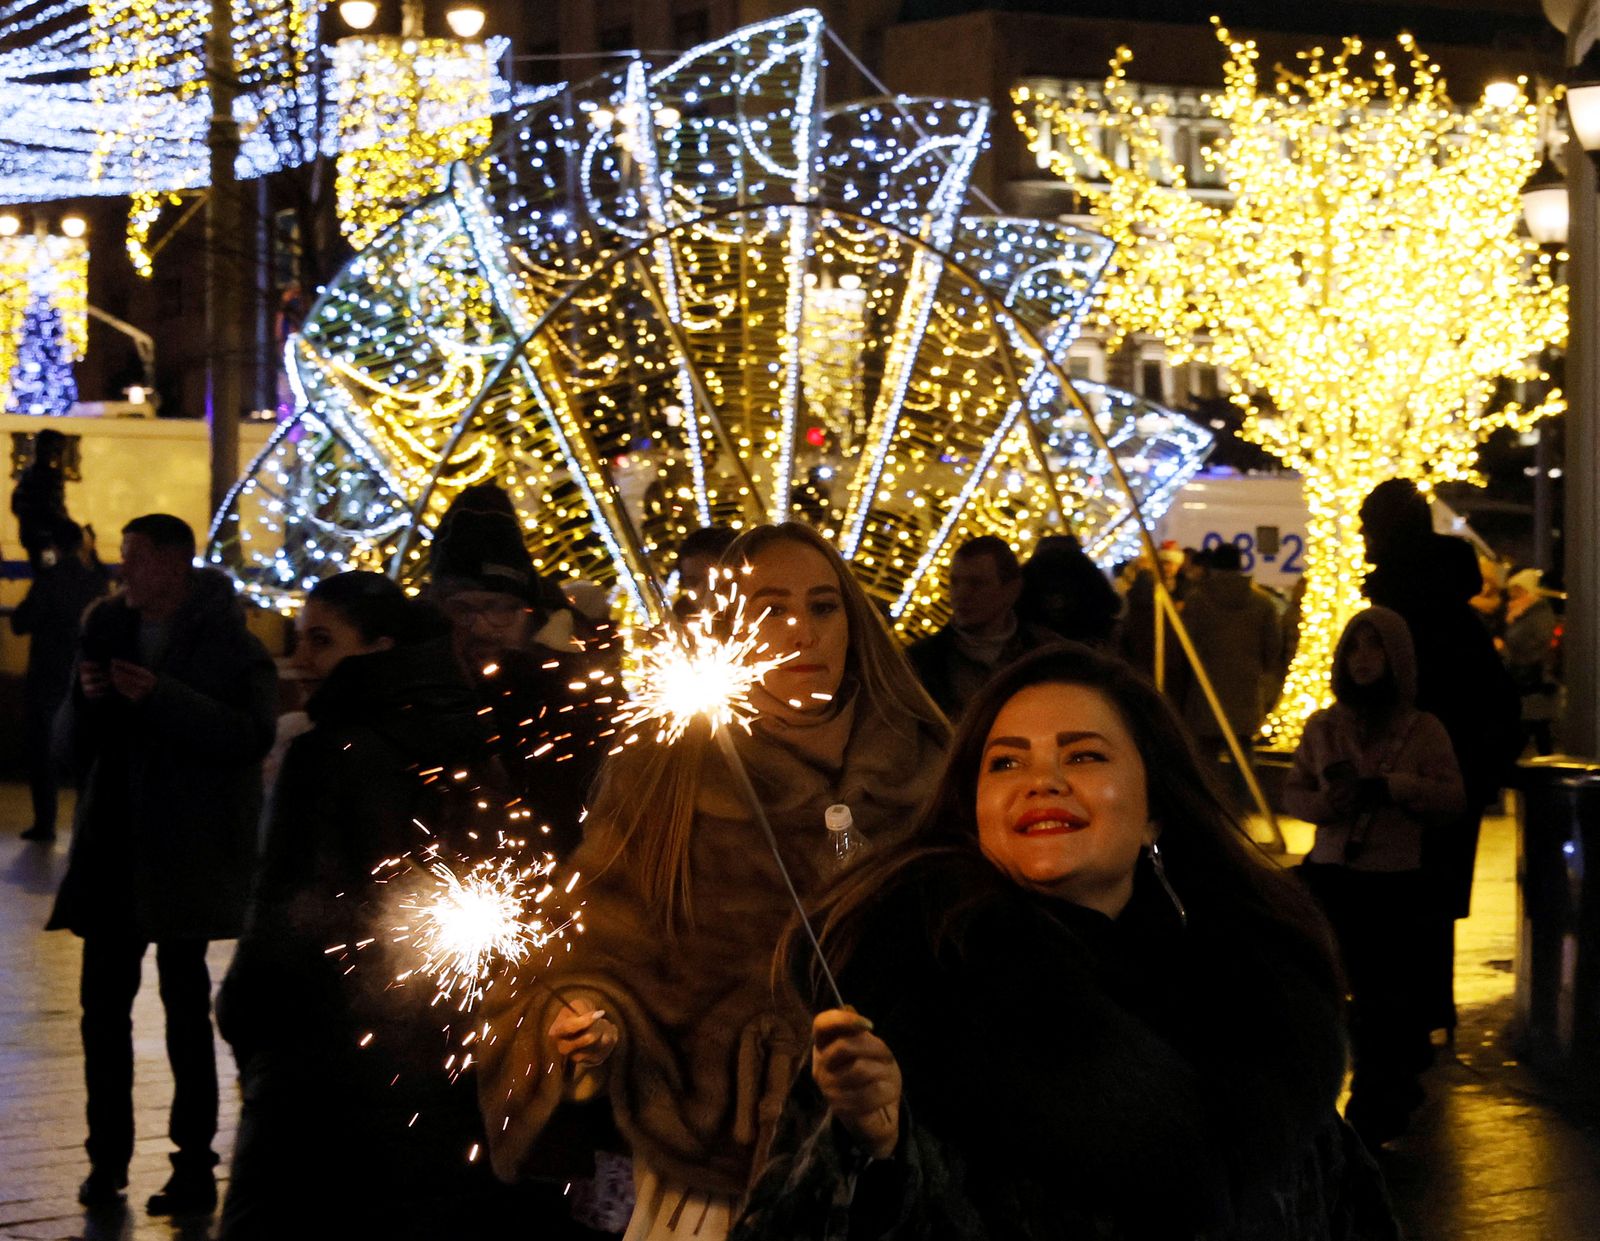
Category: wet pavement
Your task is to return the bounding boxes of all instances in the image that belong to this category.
[2,784,1598,1238]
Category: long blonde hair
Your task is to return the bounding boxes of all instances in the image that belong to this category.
[587,521,947,933]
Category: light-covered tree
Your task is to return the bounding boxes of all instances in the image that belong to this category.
[1016,24,1567,744]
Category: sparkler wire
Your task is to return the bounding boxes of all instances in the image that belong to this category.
[711,726,847,1010]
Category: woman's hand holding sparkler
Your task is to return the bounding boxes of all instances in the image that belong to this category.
[812,1009,901,1160]
[550,996,618,1070]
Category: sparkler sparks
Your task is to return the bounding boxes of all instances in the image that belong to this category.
[392,852,582,1012]
[615,572,797,744]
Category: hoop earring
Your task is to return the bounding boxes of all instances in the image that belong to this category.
[1146,840,1188,928]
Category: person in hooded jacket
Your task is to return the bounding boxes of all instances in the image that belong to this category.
[48,514,277,1215]
[217,571,527,1238]
[479,522,949,1241]
[1286,607,1465,1147]
[733,643,1398,1241]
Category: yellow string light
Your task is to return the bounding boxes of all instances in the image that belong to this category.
[1016,23,1567,745]
[332,36,497,249]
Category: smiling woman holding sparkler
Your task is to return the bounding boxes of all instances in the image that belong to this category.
[479,522,949,1241]
[734,643,1401,1241]
[217,571,528,1239]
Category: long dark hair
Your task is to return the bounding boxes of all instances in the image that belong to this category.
[810,643,1342,1000]
[307,570,449,646]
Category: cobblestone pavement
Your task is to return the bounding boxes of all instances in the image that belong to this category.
[2,785,1598,1239]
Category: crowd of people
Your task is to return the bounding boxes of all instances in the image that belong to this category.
[5,465,1546,1239]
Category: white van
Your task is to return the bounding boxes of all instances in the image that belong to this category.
[1156,471,1479,596]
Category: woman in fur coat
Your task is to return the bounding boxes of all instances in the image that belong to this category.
[478,522,950,1240]
[734,643,1399,1241]
[1286,606,1465,1147]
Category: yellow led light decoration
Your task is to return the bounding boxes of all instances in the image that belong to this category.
[0,235,89,413]
[1016,24,1567,746]
[332,36,498,249]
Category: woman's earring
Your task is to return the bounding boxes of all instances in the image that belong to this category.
[1146,839,1188,928]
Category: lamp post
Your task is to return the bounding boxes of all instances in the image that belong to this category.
[1521,154,1569,577]
[1555,2,1600,756]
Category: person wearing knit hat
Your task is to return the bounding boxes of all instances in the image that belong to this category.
[427,487,609,859]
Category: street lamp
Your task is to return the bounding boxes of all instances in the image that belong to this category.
[0,213,19,237]
[59,214,87,240]
[338,0,378,30]
[445,5,485,38]
[1567,44,1600,161]
[1522,158,1571,246]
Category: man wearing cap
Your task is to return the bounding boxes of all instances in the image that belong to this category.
[429,486,608,857]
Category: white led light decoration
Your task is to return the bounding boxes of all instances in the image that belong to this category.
[206,8,1213,628]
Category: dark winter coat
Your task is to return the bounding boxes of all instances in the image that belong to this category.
[10,556,108,695]
[47,569,277,941]
[1363,532,1519,805]
[1181,569,1283,741]
[219,636,490,1062]
[735,852,1396,1241]
[475,641,610,858]
[217,638,536,1237]
[1364,530,1521,917]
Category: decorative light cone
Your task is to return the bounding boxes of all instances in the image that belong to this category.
[208,8,1212,628]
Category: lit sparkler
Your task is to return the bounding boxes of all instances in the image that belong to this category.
[614,571,796,745]
[392,853,583,1012]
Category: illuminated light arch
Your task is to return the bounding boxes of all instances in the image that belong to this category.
[206,8,1213,628]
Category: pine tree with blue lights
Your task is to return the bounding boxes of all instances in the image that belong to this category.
[7,294,77,417]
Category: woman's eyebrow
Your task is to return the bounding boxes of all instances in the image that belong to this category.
[1057,730,1109,745]
[806,584,842,595]
[984,735,1029,751]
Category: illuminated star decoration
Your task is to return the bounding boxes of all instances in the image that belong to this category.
[613,570,798,747]
[1016,23,1566,744]
[391,850,583,1015]
[206,7,1214,632]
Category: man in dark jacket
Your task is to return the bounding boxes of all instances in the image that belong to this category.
[10,519,108,841]
[47,513,277,1214]
[1360,479,1522,1035]
[908,536,1056,720]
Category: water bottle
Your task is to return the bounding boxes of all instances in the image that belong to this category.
[826,803,869,871]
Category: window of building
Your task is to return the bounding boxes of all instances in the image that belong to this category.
[1139,356,1166,403]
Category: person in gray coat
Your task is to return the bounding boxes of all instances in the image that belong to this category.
[46,514,277,1216]
[1181,543,1284,762]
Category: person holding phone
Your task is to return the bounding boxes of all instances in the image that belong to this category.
[46,514,277,1216]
